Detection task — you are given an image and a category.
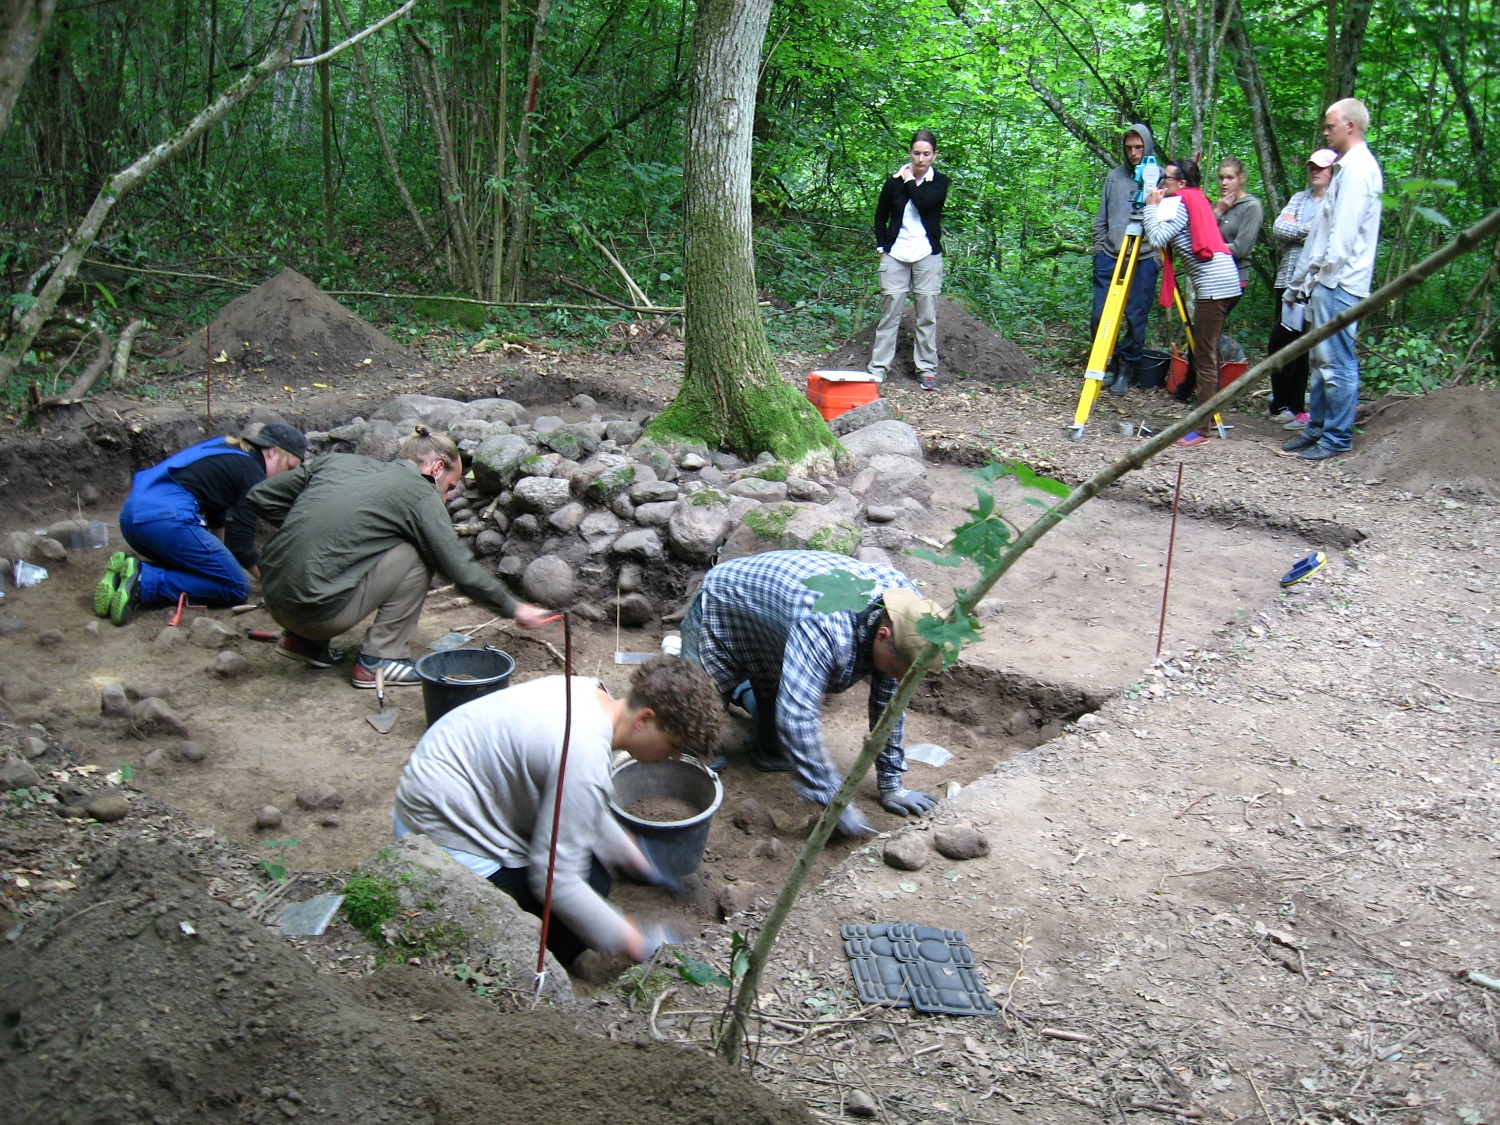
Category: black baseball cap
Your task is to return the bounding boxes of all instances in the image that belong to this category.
[245,422,308,461]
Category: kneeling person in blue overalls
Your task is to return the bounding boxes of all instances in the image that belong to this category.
[95,422,306,625]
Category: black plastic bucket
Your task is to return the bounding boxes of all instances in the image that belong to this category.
[1133,349,1171,389]
[414,646,515,727]
[609,758,723,879]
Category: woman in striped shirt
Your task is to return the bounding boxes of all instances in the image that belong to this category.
[1144,158,1242,447]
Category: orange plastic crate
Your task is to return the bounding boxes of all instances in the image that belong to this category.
[806,372,880,421]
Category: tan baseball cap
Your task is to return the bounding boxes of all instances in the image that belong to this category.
[1307,148,1338,168]
[881,588,947,666]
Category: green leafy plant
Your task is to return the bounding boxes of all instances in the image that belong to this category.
[672,932,751,989]
[341,874,401,940]
[259,838,300,882]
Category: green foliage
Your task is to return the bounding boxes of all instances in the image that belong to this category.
[802,570,879,613]
[342,874,402,940]
[259,838,300,883]
[749,464,789,482]
[1361,328,1460,395]
[414,297,491,331]
[672,932,750,989]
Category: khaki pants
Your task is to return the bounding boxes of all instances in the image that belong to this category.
[869,252,942,378]
[274,543,431,659]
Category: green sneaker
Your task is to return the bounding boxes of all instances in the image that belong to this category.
[94,551,129,617]
[108,557,142,626]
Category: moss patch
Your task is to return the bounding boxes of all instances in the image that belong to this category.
[414,297,490,331]
[690,487,730,507]
[649,373,839,463]
[806,521,861,556]
[744,504,796,541]
[342,875,401,941]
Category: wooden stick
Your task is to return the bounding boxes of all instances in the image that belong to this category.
[1156,462,1184,657]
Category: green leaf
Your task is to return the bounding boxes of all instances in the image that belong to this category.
[1412,205,1451,227]
[94,281,118,308]
[673,950,729,987]
[802,571,879,613]
[916,611,981,668]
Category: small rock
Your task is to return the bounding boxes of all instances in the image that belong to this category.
[731,798,776,835]
[125,683,172,702]
[214,651,251,679]
[143,748,168,771]
[36,628,64,647]
[296,783,344,811]
[189,616,239,649]
[547,502,586,534]
[1074,712,1103,731]
[749,837,783,860]
[19,736,47,760]
[608,593,654,627]
[882,833,930,871]
[83,621,101,637]
[319,815,341,828]
[57,804,88,820]
[846,1088,879,1117]
[570,393,597,411]
[617,564,642,593]
[611,529,663,561]
[131,698,189,737]
[679,452,709,470]
[85,795,131,823]
[152,626,184,653]
[0,758,42,791]
[257,806,283,830]
[785,478,830,503]
[178,741,207,763]
[715,882,755,920]
[32,537,68,563]
[865,505,899,523]
[933,823,990,861]
[0,618,28,637]
[946,781,963,798]
[101,683,131,718]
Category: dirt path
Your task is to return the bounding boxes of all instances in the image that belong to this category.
[2,335,1498,1123]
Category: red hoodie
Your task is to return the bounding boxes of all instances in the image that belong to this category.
[1159,188,1232,306]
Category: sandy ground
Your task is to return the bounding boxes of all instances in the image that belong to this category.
[2,329,1498,1123]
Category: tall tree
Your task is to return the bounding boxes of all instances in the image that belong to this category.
[649,0,836,461]
[0,0,56,140]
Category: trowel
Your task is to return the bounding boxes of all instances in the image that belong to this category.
[366,666,399,734]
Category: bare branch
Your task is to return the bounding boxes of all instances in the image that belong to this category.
[289,0,418,67]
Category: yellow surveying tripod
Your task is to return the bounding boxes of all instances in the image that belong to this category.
[1068,167,1227,441]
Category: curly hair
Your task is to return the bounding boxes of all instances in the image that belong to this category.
[627,656,723,755]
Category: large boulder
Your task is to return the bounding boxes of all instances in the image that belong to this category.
[512,476,573,514]
[372,394,470,432]
[863,453,930,506]
[521,556,577,607]
[611,529,664,561]
[537,422,600,461]
[667,494,734,563]
[354,834,574,1006]
[471,433,539,493]
[839,419,923,463]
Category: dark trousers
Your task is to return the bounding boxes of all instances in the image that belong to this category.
[1267,288,1310,415]
[1191,295,1241,410]
[487,858,612,967]
[1090,251,1160,365]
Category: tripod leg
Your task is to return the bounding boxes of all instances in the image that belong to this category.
[1070,233,1141,439]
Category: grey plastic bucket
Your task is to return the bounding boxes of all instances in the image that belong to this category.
[414,646,515,727]
[608,757,723,879]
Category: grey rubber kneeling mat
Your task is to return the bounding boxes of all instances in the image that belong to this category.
[841,923,997,1016]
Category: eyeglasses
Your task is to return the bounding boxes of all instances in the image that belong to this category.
[1160,175,1183,183]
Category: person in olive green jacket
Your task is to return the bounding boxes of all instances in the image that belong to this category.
[247,427,552,689]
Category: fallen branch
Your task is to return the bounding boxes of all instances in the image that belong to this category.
[1039,1027,1095,1043]
[1458,969,1500,993]
[1417,678,1500,706]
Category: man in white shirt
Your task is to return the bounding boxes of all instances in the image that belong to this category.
[1283,98,1383,461]
[868,130,951,391]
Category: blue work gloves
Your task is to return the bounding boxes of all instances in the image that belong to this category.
[879,788,938,817]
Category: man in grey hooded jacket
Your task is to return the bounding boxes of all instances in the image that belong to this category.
[1090,123,1160,394]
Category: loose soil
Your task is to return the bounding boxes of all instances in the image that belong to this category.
[816,295,1036,387]
[1344,385,1500,500]
[624,796,704,823]
[2,287,1499,1123]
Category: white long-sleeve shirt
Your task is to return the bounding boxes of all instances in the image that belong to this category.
[1291,141,1383,298]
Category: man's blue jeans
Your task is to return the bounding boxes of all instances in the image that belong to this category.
[1091,251,1159,365]
[1306,284,1362,452]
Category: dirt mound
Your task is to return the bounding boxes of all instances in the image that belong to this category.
[816,296,1035,387]
[0,841,812,1125]
[170,268,419,382]
[1346,385,1500,499]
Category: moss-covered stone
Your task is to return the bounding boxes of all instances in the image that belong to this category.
[806,521,861,556]
[749,464,788,482]
[689,487,731,507]
[743,504,796,541]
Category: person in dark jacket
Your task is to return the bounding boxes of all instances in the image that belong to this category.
[95,422,307,626]
[1090,123,1160,395]
[246,427,553,688]
[868,129,950,391]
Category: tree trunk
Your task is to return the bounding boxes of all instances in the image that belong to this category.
[0,0,57,141]
[320,0,335,248]
[1228,13,1284,217]
[332,0,435,255]
[649,0,836,463]
[487,0,510,305]
[501,0,553,302]
[1324,0,1372,106]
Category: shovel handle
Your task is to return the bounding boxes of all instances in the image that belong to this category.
[375,665,386,707]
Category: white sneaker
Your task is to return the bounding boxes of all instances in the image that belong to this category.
[1268,409,1295,424]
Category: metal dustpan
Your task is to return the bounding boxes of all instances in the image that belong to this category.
[366,666,399,734]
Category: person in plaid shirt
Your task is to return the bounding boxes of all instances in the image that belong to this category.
[681,550,944,839]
